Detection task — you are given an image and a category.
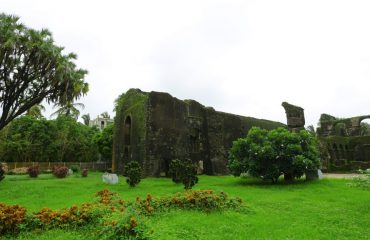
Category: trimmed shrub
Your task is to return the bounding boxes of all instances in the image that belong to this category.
[168,159,183,183]
[52,166,69,178]
[125,161,142,187]
[181,159,198,190]
[27,165,40,178]
[70,165,79,173]
[81,168,89,177]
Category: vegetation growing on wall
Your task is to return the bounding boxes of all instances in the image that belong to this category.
[113,89,149,165]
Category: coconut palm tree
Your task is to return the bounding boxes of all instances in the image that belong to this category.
[100,112,110,119]
[51,102,85,120]
[26,104,45,119]
[81,113,90,126]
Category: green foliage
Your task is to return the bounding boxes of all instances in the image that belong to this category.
[70,165,79,173]
[352,169,370,189]
[228,127,321,183]
[97,209,150,240]
[0,13,88,131]
[27,165,40,178]
[168,159,183,183]
[93,124,114,161]
[125,161,142,187]
[361,122,370,136]
[181,159,199,190]
[168,159,199,189]
[0,116,99,162]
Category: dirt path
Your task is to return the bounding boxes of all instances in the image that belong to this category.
[324,173,361,179]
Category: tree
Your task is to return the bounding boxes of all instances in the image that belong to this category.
[81,113,90,126]
[0,13,88,131]
[100,112,110,119]
[26,104,45,119]
[228,127,320,183]
[51,102,85,120]
[93,123,113,161]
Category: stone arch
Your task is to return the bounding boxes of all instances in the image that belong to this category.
[360,118,370,136]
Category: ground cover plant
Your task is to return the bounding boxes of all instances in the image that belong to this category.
[0,173,369,239]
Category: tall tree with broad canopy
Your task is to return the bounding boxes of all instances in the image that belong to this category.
[0,13,88,130]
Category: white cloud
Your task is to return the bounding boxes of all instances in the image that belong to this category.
[2,0,370,126]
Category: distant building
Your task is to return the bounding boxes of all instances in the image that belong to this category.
[89,116,113,130]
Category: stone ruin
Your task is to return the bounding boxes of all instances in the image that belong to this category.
[112,89,285,176]
[112,89,370,175]
[316,114,370,170]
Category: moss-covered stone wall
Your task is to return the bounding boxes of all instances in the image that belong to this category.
[113,89,149,173]
[113,89,286,176]
[317,113,370,171]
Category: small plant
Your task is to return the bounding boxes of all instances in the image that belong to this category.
[70,165,80,173]
[181,159,199,190]
[169,159,183,183]
[81,168,89,177]
[52,166,69,178]
[27,165,40,178]
[125,161,142,187]
[352,169,370,190]
[0,203,27,234]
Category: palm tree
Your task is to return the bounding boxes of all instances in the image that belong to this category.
[100,112,110,119]
[51,102,85,120]
[26,104,45,119]
[306,125,316,136]
[81,113,90,126]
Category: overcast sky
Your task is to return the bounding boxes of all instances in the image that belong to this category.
[2,0,370,127]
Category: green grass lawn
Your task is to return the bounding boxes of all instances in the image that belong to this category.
[1,172,370,239]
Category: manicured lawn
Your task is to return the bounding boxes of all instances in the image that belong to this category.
[1,172,369,239]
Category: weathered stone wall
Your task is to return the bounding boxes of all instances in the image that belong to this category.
[113,89,148,173]
[113,89,286,176]
[316,113,370,171]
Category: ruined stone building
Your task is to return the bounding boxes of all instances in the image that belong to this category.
[317,114,370,170]
[113,89,285,176]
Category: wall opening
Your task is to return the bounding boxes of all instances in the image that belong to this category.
[360,118,370,136]
[124,116,131,145]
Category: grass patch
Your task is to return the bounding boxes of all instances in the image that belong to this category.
[1,173,369,239]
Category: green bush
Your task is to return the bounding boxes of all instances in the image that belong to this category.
[352,169,370,189]
[125,161,142,187]
[181,159,198,190]
[228,127,321,183]
[168,159,183,183]
[70,165,79,173]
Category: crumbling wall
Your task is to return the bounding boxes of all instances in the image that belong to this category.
[113,89,286,176]
[317,113,370,170]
